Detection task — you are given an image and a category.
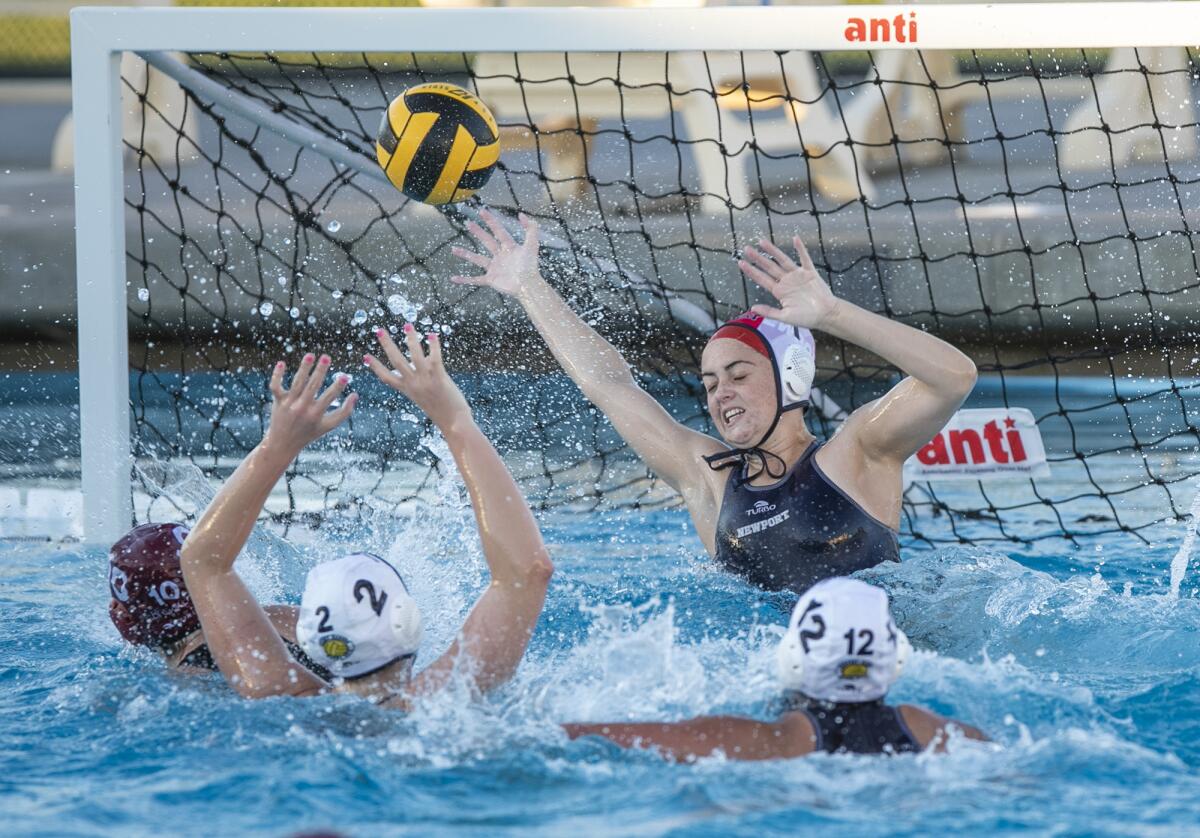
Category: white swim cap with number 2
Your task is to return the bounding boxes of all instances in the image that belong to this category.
[297,553,422,679]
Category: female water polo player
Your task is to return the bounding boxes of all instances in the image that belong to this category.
[174,330,553,704]
[108,523,328,676]
[451,212,977,591]
[564,577,987,760]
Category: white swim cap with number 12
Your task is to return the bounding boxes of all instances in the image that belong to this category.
[776,577,910,703]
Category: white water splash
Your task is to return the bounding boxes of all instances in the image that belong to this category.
[132,458,297,603]
[1168,482,1200,597]
[380,432,481,663]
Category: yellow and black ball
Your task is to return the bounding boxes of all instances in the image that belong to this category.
[375,82,500,205]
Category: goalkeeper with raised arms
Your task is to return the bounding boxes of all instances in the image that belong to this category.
[452,211,977,593]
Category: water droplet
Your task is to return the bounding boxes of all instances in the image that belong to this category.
[277,275,288,287]
[136,288,150,302]
[400,411,417,423]
[331,290,343,300]
[386,294,406,315]
[388,273,402,284]
[289,307,301,319]
[259,301,274,317]
[326,220,342,233]
[307,315,317,325]
[350,309,368,326]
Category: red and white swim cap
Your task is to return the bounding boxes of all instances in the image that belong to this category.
[108,523,199,649]
[709,312,815,411]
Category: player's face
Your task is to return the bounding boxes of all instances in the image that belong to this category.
[701,340,777,447]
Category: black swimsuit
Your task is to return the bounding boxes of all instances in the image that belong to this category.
[713,441,900,592]
[180,640,333,682]
[779,694,920,755]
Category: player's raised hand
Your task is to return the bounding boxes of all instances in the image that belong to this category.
[264,354,357,454]
[450,209,541,299]
[738,236,840,331]
[364,324,471,430]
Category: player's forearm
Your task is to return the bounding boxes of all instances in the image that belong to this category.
[821,300,976,397]
[562,717,790,762]
[561,721,707,760]
[439,414,551,586]
[181,441,293,575]
[515,272,637,398]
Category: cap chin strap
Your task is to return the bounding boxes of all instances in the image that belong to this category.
[703,402,805,487]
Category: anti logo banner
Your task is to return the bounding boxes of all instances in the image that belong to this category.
[904,408,1049,481]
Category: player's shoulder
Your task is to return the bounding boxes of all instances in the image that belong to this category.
[777,710,819,756]
[895,703,946,748]
[897,704,989,749]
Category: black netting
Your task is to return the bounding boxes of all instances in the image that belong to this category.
[122,46,1200,546]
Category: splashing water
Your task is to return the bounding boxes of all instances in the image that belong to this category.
[7,514,1200,835]
[1169,483,1200,597]
[385,293,422,321]
[6,410,1200,832]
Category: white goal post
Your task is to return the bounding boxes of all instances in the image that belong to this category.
[70,2,1200,544]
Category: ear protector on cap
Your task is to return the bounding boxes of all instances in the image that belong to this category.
[776,577,909,703]
[708,312,816,411]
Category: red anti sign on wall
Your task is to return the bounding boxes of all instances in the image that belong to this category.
[904,408,1050,481]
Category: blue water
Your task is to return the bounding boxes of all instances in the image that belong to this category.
[2,371,1199,834]
[3,487,1200,835]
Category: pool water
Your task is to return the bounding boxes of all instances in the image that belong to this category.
[3,476,1200,836]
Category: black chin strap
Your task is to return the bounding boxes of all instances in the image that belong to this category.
[704,407,788,487]
[703,445,788,486]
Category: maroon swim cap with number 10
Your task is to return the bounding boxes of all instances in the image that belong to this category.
[108,523,200,649]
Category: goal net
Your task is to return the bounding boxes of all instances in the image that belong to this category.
[73,5,1200,549]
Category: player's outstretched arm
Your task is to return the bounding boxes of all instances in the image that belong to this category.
[739,236,977,463]
[180,354,356,698]
[563,714,816,762]
[364,326,553,698]
[450,210,721,494]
